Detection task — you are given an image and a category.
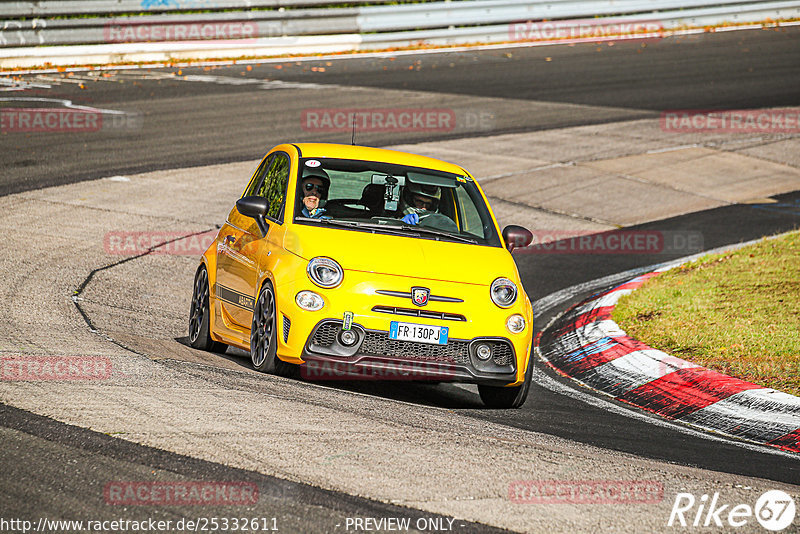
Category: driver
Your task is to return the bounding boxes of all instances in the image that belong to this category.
[401,183,440,225]
[299,171,331,219]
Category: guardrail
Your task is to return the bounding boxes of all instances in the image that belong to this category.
[1,0,799,68]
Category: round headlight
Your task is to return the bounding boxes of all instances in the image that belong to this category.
[307,257,343,288]
[506,314,526,334]
[490,277,518,308]
[296,290,324,311]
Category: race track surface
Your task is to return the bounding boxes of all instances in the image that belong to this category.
[2,26,800,532]
[2,27,799,195]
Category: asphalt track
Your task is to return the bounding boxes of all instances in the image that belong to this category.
[2,26,800,196]
[0,404,506,533]
[2,25,800,529]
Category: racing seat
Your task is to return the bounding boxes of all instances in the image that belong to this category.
[359,184,385,215]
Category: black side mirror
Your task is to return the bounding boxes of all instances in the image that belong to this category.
[236,196,270,236]
[502,225,533,252]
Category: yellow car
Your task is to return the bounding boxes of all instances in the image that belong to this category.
[189,143,534,408]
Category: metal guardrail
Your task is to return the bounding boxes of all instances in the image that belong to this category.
[1,0,799,67]
[3,0,800,47]
[0,0,400,17]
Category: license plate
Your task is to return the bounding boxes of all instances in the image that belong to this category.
[389,321,448,345]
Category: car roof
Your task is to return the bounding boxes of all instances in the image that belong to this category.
[289,143,468,176]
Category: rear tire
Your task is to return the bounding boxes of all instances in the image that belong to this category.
[250,282,297,378]
[188,266,227,353]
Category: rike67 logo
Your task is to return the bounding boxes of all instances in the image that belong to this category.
[668,490,796,531]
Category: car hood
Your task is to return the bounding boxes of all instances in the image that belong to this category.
[284,223,518,286]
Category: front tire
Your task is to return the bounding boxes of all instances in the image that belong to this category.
[478,357,533,409]
[189,266,227,353]
[250,282,296,377]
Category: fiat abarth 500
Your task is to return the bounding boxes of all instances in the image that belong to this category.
[188,143,535,408]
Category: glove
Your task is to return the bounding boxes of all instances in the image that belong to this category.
[402,213,419,225]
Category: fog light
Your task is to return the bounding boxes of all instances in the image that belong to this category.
[295,291,324,311]
[339,329,358,346]
[476,343,492,361]
[506,314,526,334]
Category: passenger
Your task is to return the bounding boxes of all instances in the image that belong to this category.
[300,171,330,219]
[401,183,440,225]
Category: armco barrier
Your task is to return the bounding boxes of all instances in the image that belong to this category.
[1,0,799,67]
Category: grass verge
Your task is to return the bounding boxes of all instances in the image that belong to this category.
[613,230,800,396]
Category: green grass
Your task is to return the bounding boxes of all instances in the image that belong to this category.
[613,230,800,396]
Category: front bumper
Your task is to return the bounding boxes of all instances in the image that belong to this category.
[298,319,518,384]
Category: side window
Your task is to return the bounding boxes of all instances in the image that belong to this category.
[246,153,291,223]
[245,155,271,197]
[455,185,484,238]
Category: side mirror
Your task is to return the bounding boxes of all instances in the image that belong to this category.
[236,196,270,237]
[502,225,533,252]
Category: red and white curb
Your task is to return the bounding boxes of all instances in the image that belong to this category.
[537,271,800,453]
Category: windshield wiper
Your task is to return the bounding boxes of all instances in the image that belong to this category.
[296,217,478,243]
[399,225,478,244]
[296,217,408,236]
[296,217,357,227]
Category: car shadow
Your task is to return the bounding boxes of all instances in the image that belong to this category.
[173,336,484,409]
[313,380,485,410]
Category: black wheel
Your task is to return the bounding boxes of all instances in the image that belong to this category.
[189,266,227,353]
[478,357,533,409]
[250,282,296,377]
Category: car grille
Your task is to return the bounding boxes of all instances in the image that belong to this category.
[487,341,514,366]
[361,331,471,365]
[313,322,339,347]
[310,322,514,368]
[371,306,466,322]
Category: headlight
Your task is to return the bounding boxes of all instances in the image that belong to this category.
[490,277,517,308]
[506,314,526,334]
[307,257,343,288]
[296,291,324,311]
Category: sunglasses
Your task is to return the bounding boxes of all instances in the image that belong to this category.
[303,182,327,194]
[414,196,433,209]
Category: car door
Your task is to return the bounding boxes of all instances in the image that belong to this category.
[215,152,291,339]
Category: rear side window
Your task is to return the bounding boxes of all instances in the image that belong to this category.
[245,152,291,222]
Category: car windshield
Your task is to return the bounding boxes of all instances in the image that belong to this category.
[293,157,502,247]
